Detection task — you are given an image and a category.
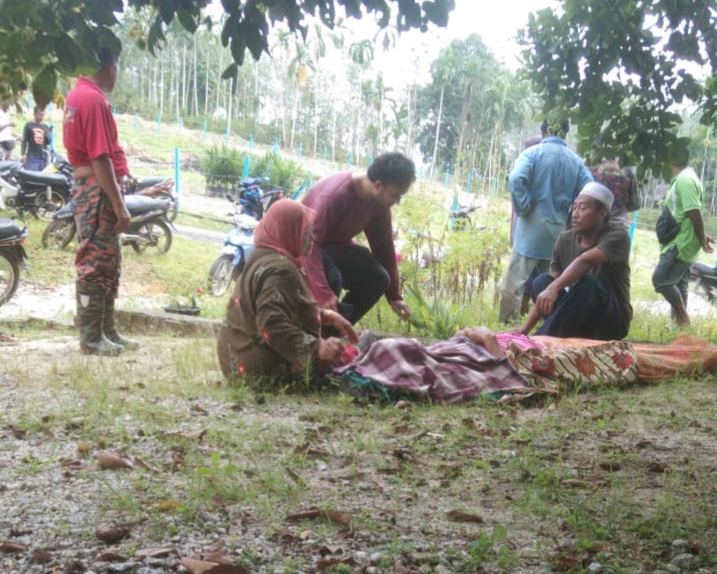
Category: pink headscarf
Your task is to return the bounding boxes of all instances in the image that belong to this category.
[253,199,316,268]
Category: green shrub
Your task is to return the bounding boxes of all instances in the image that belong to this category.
[251,151,305,193]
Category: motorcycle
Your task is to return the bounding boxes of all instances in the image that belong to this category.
[123,175,178,222]
[42,195,174,255]
[228,176,284,220]
[689,259,717,302]
[207,212,258,296]
[0,151,72,221]
[0,216,29,306]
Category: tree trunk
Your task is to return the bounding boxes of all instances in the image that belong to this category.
[192,35,199,117]
[429,80,446,179]
[290,82,299,149]
[204,44,210,116]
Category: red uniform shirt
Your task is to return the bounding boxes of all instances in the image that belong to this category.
[63,77,129,177]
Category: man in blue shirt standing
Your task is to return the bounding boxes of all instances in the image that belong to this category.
[499,119,593,324]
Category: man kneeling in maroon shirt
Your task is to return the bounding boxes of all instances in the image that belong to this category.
[302,152,415,325]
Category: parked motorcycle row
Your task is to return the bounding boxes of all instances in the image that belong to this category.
[0,153,178,307]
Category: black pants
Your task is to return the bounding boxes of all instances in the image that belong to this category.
[531,273,628,340]
[651,246,690,316]
[322,244,390,324]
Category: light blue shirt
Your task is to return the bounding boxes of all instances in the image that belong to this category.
[509,136,593,259]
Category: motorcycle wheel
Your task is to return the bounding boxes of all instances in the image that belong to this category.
[34,190,67,222]
[42,219,76,250]
[208,255,235,297]
[131,219,172,255]
[155,191,178,222]
[0,251,20,306]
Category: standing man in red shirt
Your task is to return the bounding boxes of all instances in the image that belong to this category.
[301,152,414,325]
[63,47,135,356]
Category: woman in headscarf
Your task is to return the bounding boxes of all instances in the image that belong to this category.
[217,199,358,385]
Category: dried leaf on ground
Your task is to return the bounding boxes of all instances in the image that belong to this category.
[446,510,484,523]
[647,461,670,473]
[317,557,357,570]
[136,546,175,559]
[202,549,233,565]
[9,527,32,537]
[133,456,160,473]
[29,550,53,563]
[155,500,183,513]
[95,527,131,544]
[94,452,134,470]
[76,442,92,455]
[561,479,591,488]
[190,405,209,416]
[8,427,27,439]
[285,508,351,527]
[96,552,127,562]
[393,562,412,574]
[181,557,248,574]
[0,542,28,552]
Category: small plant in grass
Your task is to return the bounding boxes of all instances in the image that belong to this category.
[404,283,464,340]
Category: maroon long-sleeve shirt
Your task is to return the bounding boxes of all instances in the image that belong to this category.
[302,172,401,306]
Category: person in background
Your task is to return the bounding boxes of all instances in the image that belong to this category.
[590,156,640,226]
[518,182,632,340]
[652,148,714,326]
[63,47,135,356]
[217,199,358,385]
[0,102,16,160]
[21,106,53,171]
[302,151,415,325]
[499,119,593,324]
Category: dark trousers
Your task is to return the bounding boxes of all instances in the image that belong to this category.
[24,156,47,172]
[531,273,628,340]
[651,246,690,316]
[322,244,390,324]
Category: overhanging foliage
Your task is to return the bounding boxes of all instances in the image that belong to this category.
[0,0,455,108]
[519,0,717,178]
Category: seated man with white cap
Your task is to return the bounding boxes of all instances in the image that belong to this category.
[517,182,632,340]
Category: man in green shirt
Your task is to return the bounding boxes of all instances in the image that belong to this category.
[652,149,714,326]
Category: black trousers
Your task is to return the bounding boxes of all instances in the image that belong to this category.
[531,273,629,340]
[322,244,390,324]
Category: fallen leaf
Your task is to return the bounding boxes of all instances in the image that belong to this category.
[29,550,53,564]
[9,527,32,537]
[286,468,306,486]
[551,554,581,572]
[96,552,127,562]
[167,448,186,471]
[64,559,86,573]
[285,509,350,527]
[210,495,229,507]
[95,527,131,544]
[76,442,92,456]
[647,461,670,473]
[446,510,484,523]
[132,456,160,473]
[317,557,357,570]
[183,429,207,440]
[9,427,27,439]
[95,452,134,470]
[273,527,297,541]
[202,549,232,564]
[205,566,249,574]
[155,500,183,513]
[182,557,247,574]
[393,562,412,574]
[136,546,175,559]
[0,542,28,553]
[599,461,621,471]
[182,557,219,574]
[190,405,209,416]
[335,529,355,540]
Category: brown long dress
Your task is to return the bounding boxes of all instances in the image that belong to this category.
[216,247,322,384]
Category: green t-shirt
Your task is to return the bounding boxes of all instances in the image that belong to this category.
[660,166,703,262]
